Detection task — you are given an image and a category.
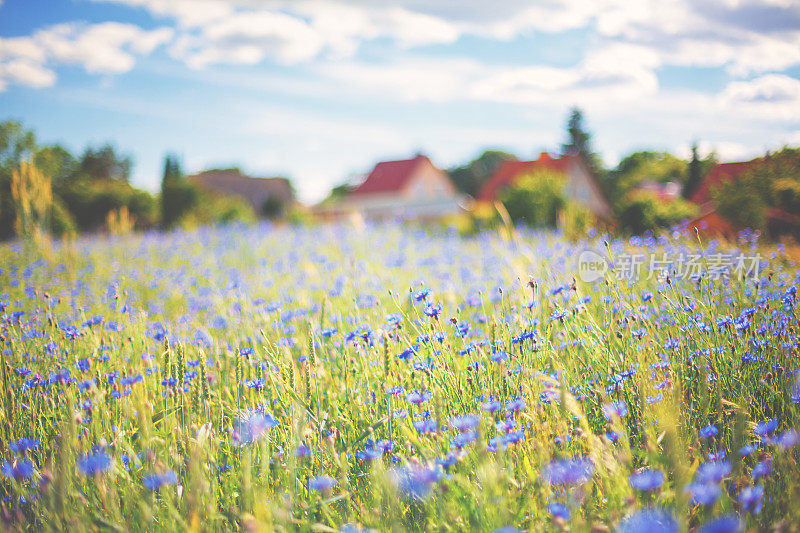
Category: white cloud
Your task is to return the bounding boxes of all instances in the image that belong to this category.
[722,74,800,119]
[319,43,661,107]
[0,22,172,90]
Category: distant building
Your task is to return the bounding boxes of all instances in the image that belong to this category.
[637,180,682,201]
[188,168,294,216]
[687,157,800,236]
[319,154,465,220]
[479,152,613,220]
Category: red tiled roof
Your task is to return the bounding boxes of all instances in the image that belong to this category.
[479,152,572,201]
[689,159,760,205]
[350,154,430,196]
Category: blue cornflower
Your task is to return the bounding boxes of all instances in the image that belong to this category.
[602,401,628,419]
[355,447,383,461]
[699,515,743,533]
[686,482,721,506]
[308,475,337,492]
[617,508,678,533]
[751,459,772,480]
[405,390,432,405]
[738,484,764,514]
[391,463,443,500]
[1,458,35,481]
[232,411,279,447]
[754,418,778,436]
[450,414,480,431]
[296,444,312,457]
[548,502,571,520]
[414,288,432,302]
[413,418,438,434]
[9,438,40,454]
[540,457,594,486]
[739,443,757,456]
[699,425,718,439]
[551,309,567,321]
[696,460,731,484]
[505,397,526,412]
[482,400,502,413]
[629,469,664,491]
[77,451,112,476]
[142,470,177,490]
[450,430,478,449]
[423,303,442,318]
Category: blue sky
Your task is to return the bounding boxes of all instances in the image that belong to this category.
[1,0,799,202]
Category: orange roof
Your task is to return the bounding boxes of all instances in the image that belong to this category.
[479,152,573,201]
[690,159,761,205]
[350,154,432,196]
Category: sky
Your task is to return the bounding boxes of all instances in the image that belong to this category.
[1,0,799,202]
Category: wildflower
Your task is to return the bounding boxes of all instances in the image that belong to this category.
[617,508,678,533]
[699,425,718,439]
[739,443,757,456]
[77,451,112,476]
[232,411,279,446]
[142,470,177,490]
[686,482,721,506]
[450,430,478,449]
[737,484,763,514]
[450,414,480,431]
[754,418,778,436]
[699,515,743,533]
[775,428,799,449]
[391,463,443,500]
[548,502,570,520]
[1,458,35,481]
[629,469,664,491]
[505,397,526,412]
[405,390,432,405]
[308,475,337,492]
[296,444,313,457]
[482,399,502,413]
[540,457,593,486]
[695,461,731,484]
[602,401,628,419]
[423,303,442,318]
[9,438,40,454]
[412,418,437,434]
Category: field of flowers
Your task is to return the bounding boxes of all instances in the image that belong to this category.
[0,222,798,532]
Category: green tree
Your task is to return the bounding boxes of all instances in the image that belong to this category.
[76,144,132,181]
[448,149,517,197]
[713,147,800,236]
[560,107,603,175]
[35,145,77,187]
[160,153,198,229]
[500,170,566,228]
[682,143,717,199]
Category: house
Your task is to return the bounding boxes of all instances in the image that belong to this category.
[478,152,613,220]
[187,168,294,216]
[319,154,465,221]
[686,157,800,236]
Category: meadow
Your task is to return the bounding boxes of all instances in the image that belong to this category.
[0,222,798,532]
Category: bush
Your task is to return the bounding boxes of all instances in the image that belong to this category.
[161,181,202,229]
[562,202,594,241]
[500,170,566,228]
[712,147,800,235]
[58,180,157,232]
[618,191,697,235]
[48,198,76,238]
